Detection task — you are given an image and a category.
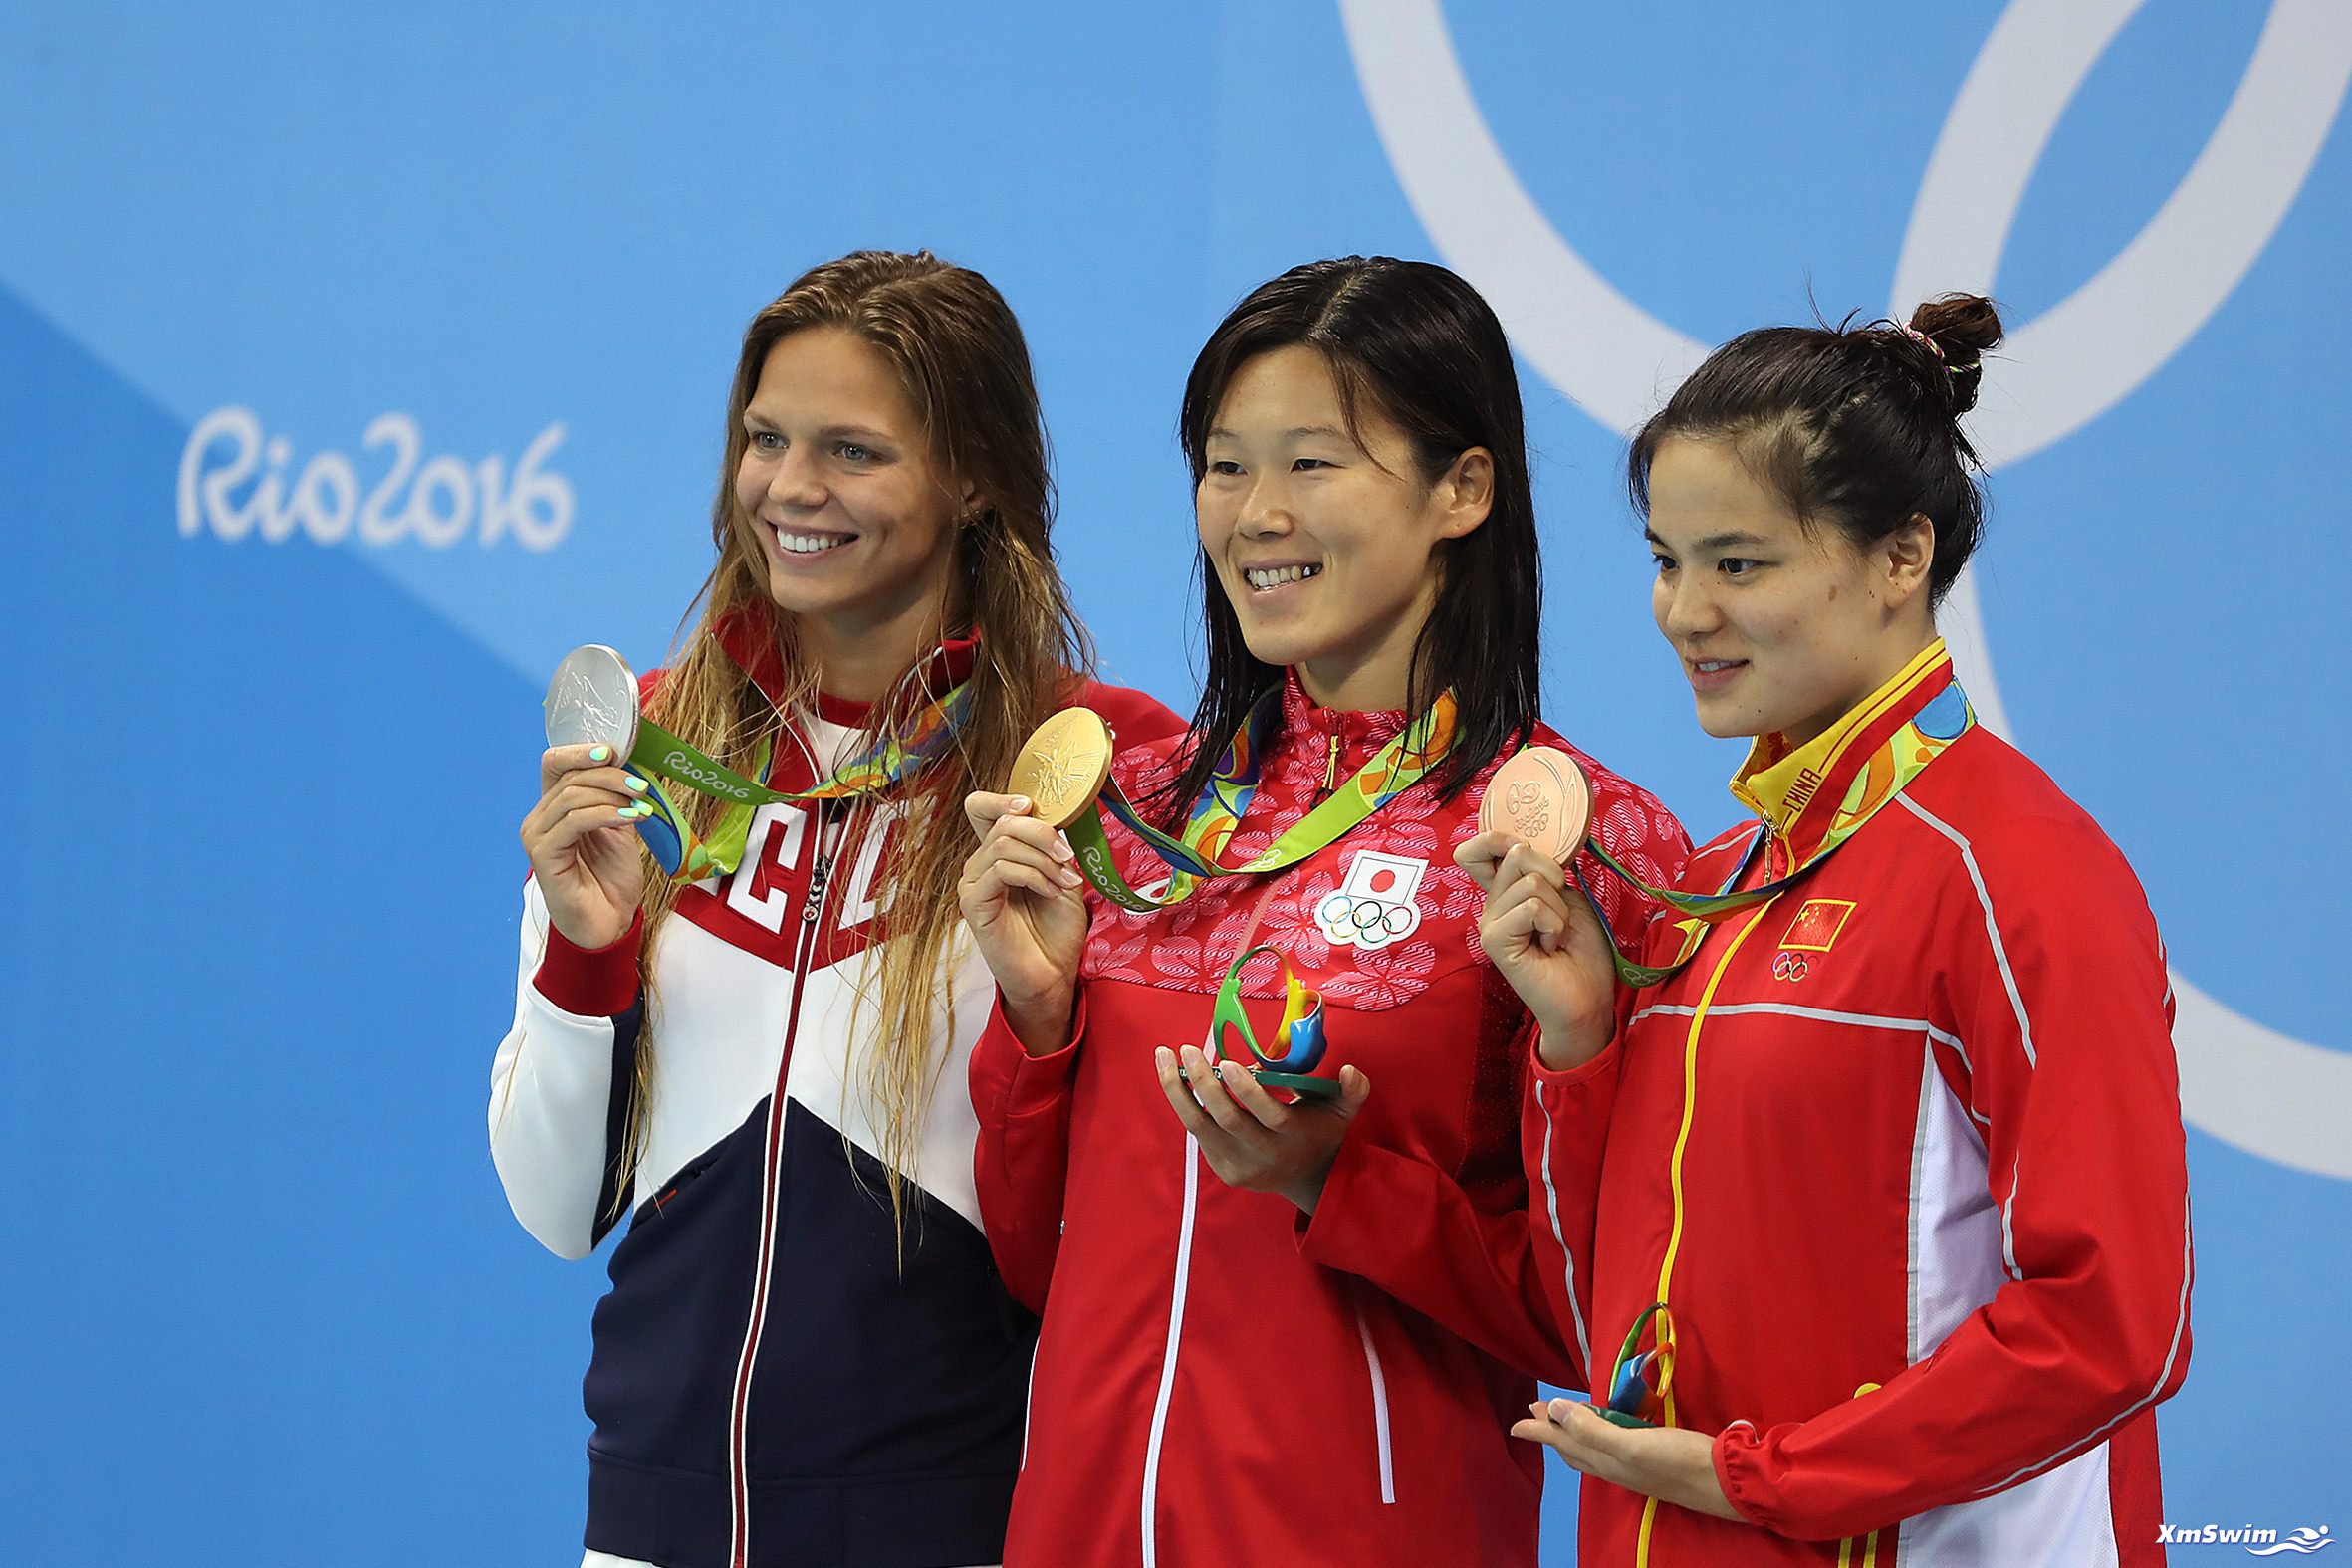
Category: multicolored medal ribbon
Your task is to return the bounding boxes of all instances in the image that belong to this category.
[1009,688,1456,1100]
[1006,686,1458,914]
[1478,656,1977,986]
[544,643,971,879]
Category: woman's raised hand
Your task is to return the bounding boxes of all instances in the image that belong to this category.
[1454,831,1620,1070]
[959,792,1089,1054]
[521,744,650,951]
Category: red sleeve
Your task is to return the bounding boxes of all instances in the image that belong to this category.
[1299,1015,1582,1391]
[968,986,1089,1313]
[1072,678,1186,749]
[1714,807,2194,1539]
[532,906,645,1017]
[1520,1028,1626,1393]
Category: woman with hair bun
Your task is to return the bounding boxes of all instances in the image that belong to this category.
[491,251,1180,1568]
[1477,297,2194,1564]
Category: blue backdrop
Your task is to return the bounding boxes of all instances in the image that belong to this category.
[3,3,2345,1561]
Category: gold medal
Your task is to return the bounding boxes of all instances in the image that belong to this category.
[1008,708,1114,829]
[1479,746,1594,863]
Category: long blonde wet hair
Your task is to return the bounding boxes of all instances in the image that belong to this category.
[624,250,1090,1240]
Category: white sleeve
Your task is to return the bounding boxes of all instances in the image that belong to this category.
[487,879,633,1260]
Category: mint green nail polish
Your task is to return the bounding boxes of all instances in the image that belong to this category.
[589,745,611,763]
[620,802,647,819]
[624,776,648,793]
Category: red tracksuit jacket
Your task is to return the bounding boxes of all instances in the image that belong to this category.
[1527,645,2193,1565]
[970,673,1690,1567]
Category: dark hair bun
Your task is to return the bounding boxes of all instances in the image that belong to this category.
[1905,293,2003,416]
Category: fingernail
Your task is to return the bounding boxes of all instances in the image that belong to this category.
[1008,794,1031,812]
[624,776,648,793]
[589,745,610,763]
[1058,867,1083,888]
[620,802,648,819]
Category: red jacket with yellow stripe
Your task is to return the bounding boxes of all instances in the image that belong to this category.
[1526,647,2193,1566]
[970,673,1690,1568]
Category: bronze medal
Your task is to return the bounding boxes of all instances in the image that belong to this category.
[1479,745,1594,863]
[1008,707,1114,829]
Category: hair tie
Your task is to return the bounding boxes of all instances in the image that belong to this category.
[1888,320,1978,377]
[1892,322,1944,361]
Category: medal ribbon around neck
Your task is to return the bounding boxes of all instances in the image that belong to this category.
[1486,657,1976,986]
[1011,686,1459,915]
[544,643,974,880]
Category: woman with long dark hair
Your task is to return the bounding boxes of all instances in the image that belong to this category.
[957,256,1690,1565]
[1484,297,2193,1564]
[491,250,1178,1568]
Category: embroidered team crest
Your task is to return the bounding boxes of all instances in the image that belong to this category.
[1313,850,1427,950]
[1779,899,1856,953]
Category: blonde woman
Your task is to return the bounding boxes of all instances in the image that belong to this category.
[491,251,1179,1568]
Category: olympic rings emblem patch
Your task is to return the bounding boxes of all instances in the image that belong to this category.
[1313,850,1428,950]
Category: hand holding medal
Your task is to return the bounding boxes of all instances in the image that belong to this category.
[545,643,975,882]
[957,715,1104,1055]
[524,687,657,953]
[1457,748,1626,1069]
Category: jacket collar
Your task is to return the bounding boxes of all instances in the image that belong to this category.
[1278,667,1409,746]
[712,602,978,722]
[1729,639,1956,863]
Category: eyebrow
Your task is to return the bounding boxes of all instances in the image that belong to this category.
[1205,424,1355,444]
[742,414,897,447]
[1646,527,1774,551]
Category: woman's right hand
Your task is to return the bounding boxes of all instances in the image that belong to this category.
[959,792,1088,1054]
[1455,831,1620,1071]
[521,743,650,950]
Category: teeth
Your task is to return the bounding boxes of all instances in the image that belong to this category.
[1245,564,1322,590]
[776,528,850,555]
[1696,660,1738,672]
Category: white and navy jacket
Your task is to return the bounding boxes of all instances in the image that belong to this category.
[488,641,1179,1568]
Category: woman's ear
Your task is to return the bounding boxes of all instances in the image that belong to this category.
[1881,512,1936,611]
[1436,447,1496,540]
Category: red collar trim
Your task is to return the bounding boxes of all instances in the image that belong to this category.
[712,604,979,721]
[1278,667,1409,747]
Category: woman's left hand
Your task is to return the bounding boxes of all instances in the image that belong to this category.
[1152,1045,1371,1214]
[1510,1398,1745,1523]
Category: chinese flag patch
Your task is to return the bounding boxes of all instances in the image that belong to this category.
[1779,898,1857,953]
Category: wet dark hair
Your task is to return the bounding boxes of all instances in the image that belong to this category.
[1160,256,1540,818]
[1627,294,2005,607]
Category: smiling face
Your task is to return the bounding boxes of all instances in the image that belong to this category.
[733,327,974,657]
[1645,436,1935,747]
[1195,344,1491,712]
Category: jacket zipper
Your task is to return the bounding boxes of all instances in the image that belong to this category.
[1140,871,1289,1568]
[1632,893,1780,1567]
[1287,729,1399,1506]
[727,807,842,1568]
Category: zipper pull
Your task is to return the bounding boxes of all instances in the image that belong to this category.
[802,853,831,924]
[1322,728,1342,795]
